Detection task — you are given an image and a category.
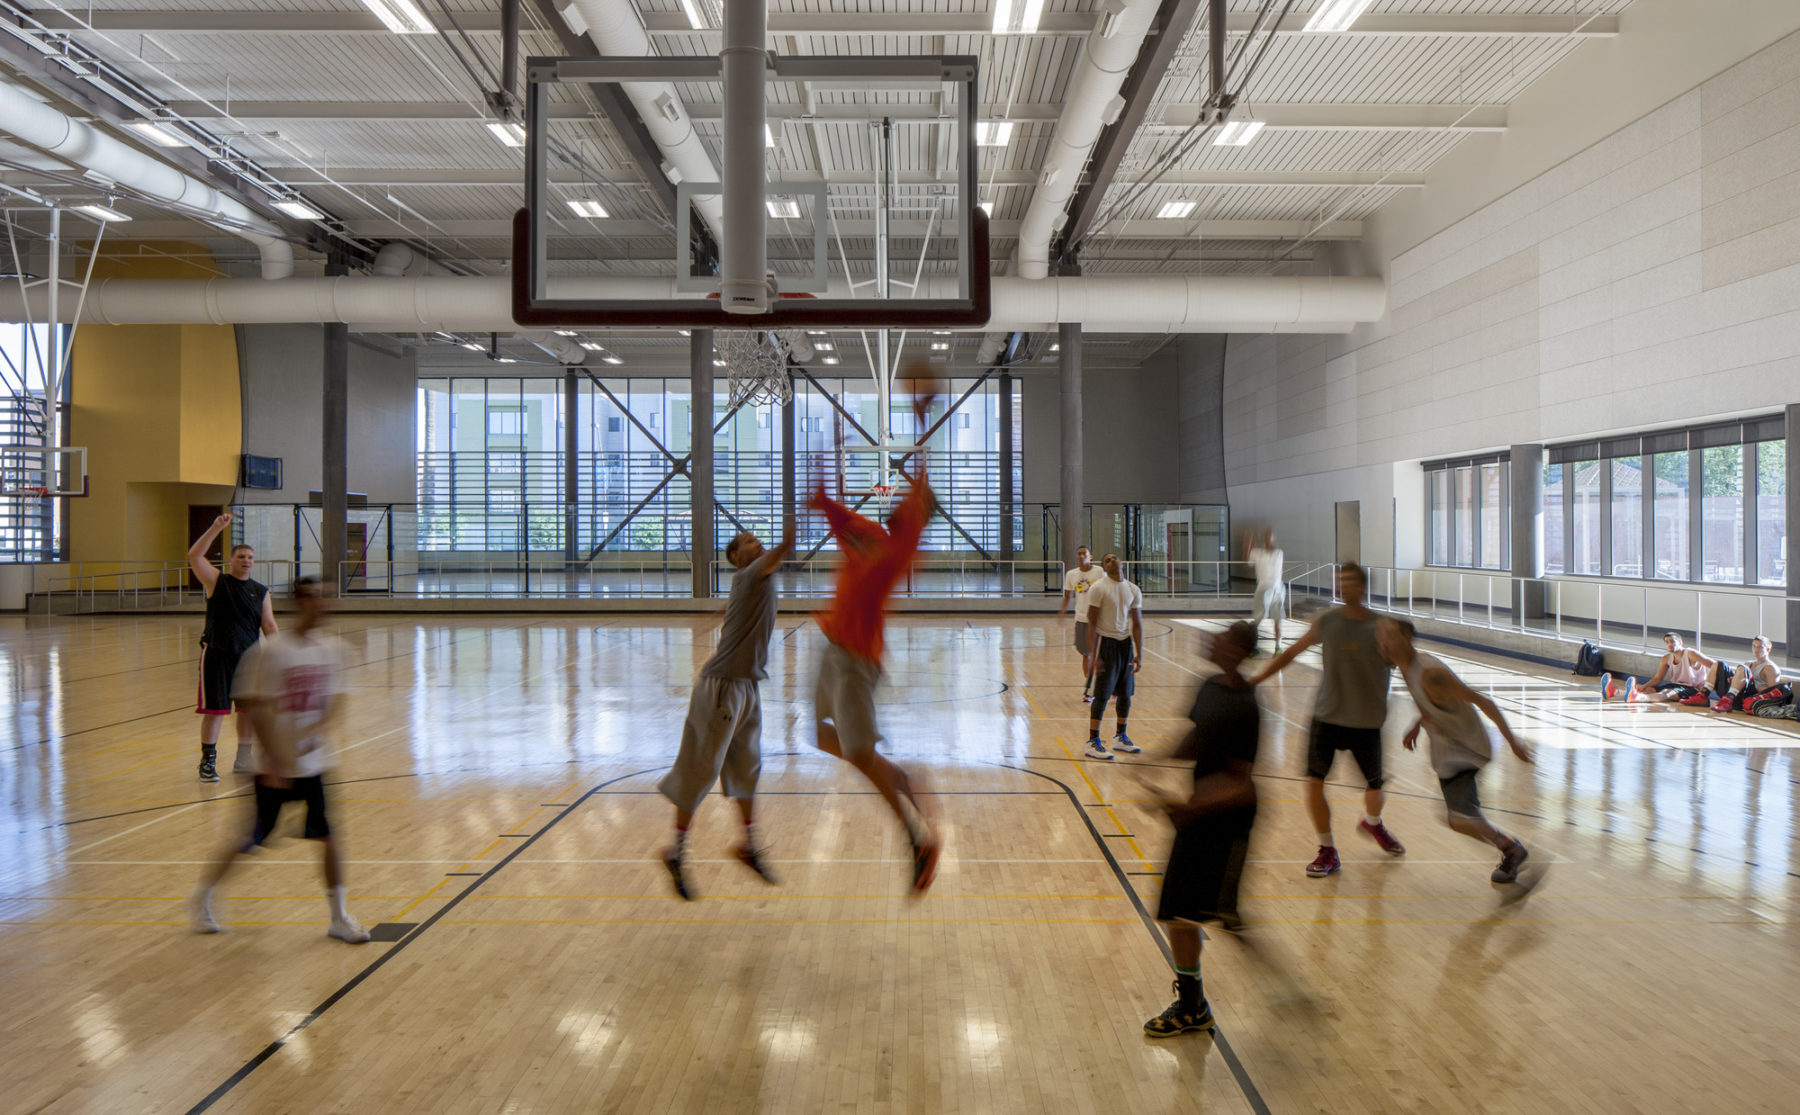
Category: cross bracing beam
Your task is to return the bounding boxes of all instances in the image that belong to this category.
[255,167,1426,189]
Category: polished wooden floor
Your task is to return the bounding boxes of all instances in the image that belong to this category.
[2,611,1797,1113]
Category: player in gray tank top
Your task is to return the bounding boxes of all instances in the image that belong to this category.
[1377,617,1539,887]
[1249,562,1403,878]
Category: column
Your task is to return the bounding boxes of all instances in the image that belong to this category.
[782,389,796,528]
[999,369,1015,592]
[564,367,579,565]
[1058,323,1083,571]
[691,329,714,598]
[321,322,348,593]
[1511,443,1544,621]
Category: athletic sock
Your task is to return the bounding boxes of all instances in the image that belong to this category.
[672,825,689,858]
[1175,967,1202,1008]
[1317,831,1334,848]
[328,885,348,921]
[1363,813,1382,828]
[1088,728,1101,741]
[1115,722,1128,736]
[741,820,758,851]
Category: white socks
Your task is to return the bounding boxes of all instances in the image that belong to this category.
[328,884,349,921]
[1316,831,1334,848]
[1364,814,1382,828]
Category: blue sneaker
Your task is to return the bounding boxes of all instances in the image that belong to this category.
[1600,672,1616,700]
[1111,732,1141,754]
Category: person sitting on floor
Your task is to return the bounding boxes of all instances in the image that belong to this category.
[1712,635,1793,714]
[1601,633,1719,704]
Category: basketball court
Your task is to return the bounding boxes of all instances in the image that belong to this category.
[4,0,1800,1110]
[4,613,1799,1111]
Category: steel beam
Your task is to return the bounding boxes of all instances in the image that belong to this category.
[257,166,1425,189]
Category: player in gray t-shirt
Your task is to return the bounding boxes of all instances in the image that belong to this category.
[659,516,794,900]
[1249,562,1405,879]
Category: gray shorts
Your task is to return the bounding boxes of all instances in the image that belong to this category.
[814,642,884,760]
[1251,583,1284,624]
[658,675,762,813]
[1074,621,1090,653]
[1439,768,1483,818]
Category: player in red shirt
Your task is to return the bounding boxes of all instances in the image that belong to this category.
[809,467,943,893]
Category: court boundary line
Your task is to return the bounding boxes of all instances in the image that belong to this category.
[990,760,1272,1115]
[181,765,664,1114]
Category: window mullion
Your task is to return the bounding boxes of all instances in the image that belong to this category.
[1745,442,1758,585]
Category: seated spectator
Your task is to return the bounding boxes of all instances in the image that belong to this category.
[1713,635,1792,713]
[1601,633,1718,704]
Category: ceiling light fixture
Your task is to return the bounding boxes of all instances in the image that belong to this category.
[461,342,483,351]
[358,0,436,35]
[814,342,834,351]
[1213,119,1265,147]
[675,0,707,30]
[1303,0,1376,33]
[75,203,129,222]
[765,123,778,148]
[273,199,323,220]
[766,196,802,219]
[496,357,518,364]
[579,342,605,351]
[125,120,184,147]
[976,121,1014,146]
[567,198,609,218]
[1155,200,1197,219]
[555,330,579,337]
[486,121,527,148]
[930,342,949,351]
[602,355,624,365]
[992,0,1045,34]
[822,357,839,365]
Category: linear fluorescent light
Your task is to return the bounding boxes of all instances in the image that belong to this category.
[1156,200,1197,219]
[273,199,323,220]
[579,342,605,351]
[1214,119,1265,147]
[814,342,833,351]
[714,358,727,367]
[822,357,839,365]
[976,121,1014,146]
[992,0,1044,34]
[554,330,579,337]
[930,342,950,351]
[765,123,778,148]
[359,0,436,35]
[495,357,518,364]
[678,329,692,336]
[567,198,609,218]
[766,196,802,219]
[602,355,623,365]
[1303,0,1376,33]
[76,204,130,223]
[486,121,526,148]
[126,120,184,147]
[461,342,483,350]
[676,0,707,30]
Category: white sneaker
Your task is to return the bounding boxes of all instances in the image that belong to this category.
[189,890,222,934]
[231,744,256,774]
[1111,733,1141,754]
[328,915,371,944]
[1084,739,1114,761]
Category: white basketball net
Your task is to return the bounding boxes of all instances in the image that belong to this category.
[720,330,797,407]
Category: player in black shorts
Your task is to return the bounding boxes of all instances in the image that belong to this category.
[1143,621,1261,1037]
[189,512,277,782]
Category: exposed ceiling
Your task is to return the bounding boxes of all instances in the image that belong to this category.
[0,0,1637,370]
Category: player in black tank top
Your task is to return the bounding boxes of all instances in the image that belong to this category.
[189,513,277,782]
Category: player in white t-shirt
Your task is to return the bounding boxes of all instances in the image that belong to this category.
[1084,553,1145,760]
[190,576,369,943]
[1246,530,1285,649]
[1058,545,1104,703]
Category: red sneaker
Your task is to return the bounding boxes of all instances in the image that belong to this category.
[1679,692,1710,707]
[1358,818,1406,856]
[1305,845,1340,878]
[1711,697,1735,713]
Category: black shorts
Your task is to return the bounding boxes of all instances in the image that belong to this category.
[1092,636,1136,717]
[1439,768,1483,818]
[247,775,332,846]
[1709,663,1738,699]
[1157,810,1254,924]
[1305,721,1385,788]
[196,642,243,715]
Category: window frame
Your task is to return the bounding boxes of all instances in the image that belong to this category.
[1422,452,1510,572]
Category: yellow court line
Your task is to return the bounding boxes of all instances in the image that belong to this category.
[1052,735,1153,868]
[1003,662,1048,720]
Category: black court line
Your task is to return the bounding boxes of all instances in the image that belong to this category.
[183,765,663,1114]
[497,833,530,838]
[990,761,1272,1115]
[444,872,482,877]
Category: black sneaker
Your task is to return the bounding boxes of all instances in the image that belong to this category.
[1491,840,1529,884]
[198,757,219,783]
[662,847,693,900]
[735,843,779,886]
[1144,988,1216,1037]
[908,827,942,896]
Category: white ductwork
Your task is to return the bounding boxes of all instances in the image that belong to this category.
[518,331,590,365]
[0,79,295,280]
[0,274,1387,334]
[569,0,726,235]
[1014,0,1162,281]
[718,0,768,313]
[371,242,449,277]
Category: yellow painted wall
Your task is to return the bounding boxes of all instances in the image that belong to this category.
[69,245,242,563]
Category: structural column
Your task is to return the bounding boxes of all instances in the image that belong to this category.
[321,321,348,593]
[1786,405,1800,664]
[564,367,579,564]
[1510,444,1544,620]
[1058,322,1083,570]
[782,389,796,528]
[999,369,1015,591]
[691,329,714,598]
